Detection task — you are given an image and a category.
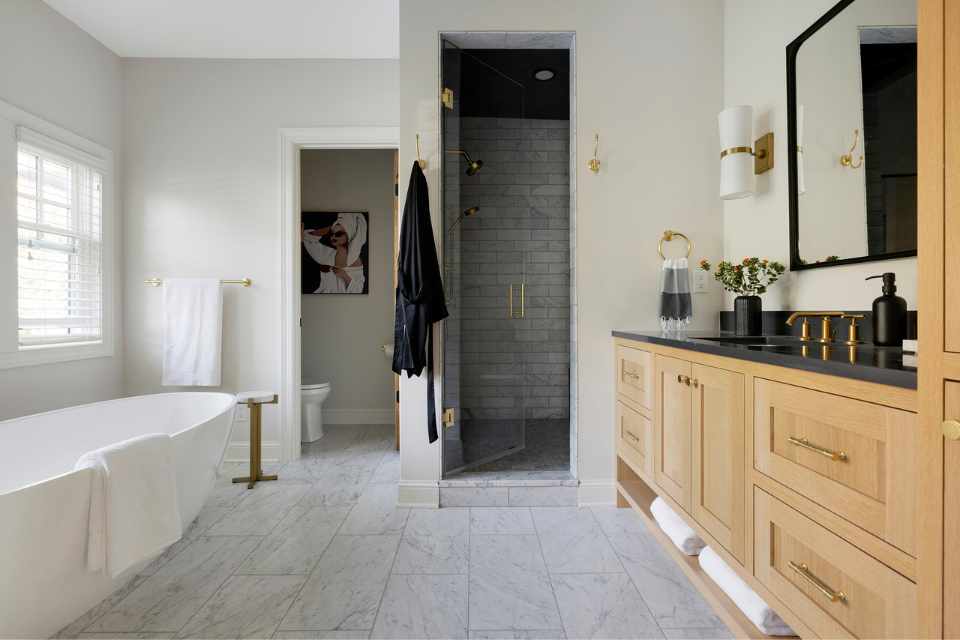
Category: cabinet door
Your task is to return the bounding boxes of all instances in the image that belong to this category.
[945,382,960,638]
[654,355,692,511]
[691,363,745,563]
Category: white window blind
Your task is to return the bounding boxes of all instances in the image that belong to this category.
[17,134,104,348]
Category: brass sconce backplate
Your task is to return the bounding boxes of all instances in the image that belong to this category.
[754,132,774,174]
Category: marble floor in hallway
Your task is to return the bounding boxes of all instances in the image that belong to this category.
[57,424,732,640]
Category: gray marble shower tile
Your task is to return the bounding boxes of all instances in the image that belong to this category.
[176,575,305,639]
[468,534,561,631]
[371,574,468,639]
[551,573,662,639]
[279,535,400,632]
[469,508,535,535]
[338,483,409,535]
[530,508,622,574]
[393,508,469,575]
[85,536,261,633]
[238,505,350,575]
[207,482,309,536]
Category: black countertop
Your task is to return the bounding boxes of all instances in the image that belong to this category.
[612,330,917,390]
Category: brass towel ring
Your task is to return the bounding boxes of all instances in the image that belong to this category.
[658,230,692,259]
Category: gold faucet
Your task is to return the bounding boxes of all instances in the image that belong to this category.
[785,311,845,343]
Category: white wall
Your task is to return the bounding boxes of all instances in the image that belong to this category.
[723,0,918,311]
[122,59,398,454]
[0,0,123,420]
[399,1,725,506]
[300,149,395,424]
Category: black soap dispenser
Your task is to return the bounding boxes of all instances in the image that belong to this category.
[866,273,907,346]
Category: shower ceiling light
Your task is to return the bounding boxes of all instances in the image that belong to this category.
[533,68,555,81]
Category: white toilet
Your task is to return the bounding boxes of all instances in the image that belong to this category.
[301,381,331,443]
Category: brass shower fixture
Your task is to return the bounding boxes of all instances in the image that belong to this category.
[447,149,484,176]
[448,206,480,232]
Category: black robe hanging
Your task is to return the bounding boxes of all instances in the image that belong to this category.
[392,161,449,442]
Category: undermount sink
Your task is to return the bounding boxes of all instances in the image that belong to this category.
[697,336,798,348]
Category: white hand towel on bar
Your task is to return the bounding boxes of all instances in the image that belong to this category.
[162,278,223,386]
[650,496,705,556]
[699,546,795,636]
[75,434,182,577]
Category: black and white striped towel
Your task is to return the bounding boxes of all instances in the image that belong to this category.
[659,257,692,333]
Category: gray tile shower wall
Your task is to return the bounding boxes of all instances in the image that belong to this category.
[454,116,570,422]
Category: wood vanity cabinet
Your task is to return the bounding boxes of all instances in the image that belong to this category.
[614,337,920,639]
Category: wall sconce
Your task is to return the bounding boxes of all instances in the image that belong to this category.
[718,105,774,200]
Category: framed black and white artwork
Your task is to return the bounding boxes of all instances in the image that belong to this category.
[301,211,370,294]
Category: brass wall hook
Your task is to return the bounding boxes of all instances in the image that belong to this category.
[840,128,864,168]
[416,133,427,170]
[588,133,600,173]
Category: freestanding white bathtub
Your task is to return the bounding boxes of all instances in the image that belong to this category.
[0,392,237,639]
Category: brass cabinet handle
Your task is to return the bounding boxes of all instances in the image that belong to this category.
[677,374,691,386]
[508,284,513,318]
[944,420,960,441]
[788,561,847,603]
[787,436,848,462]
[623,371,641,381]
[691,378,699,388]
[624,429,640,443]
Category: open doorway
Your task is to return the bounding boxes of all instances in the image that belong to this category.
[297,148,399,451]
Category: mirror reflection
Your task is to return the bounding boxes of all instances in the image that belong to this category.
[791,0,917,268]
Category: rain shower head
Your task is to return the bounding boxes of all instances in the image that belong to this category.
[447,149,484,176]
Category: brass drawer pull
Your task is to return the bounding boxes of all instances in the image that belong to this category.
[788,561,847,603]
[677,374,691,386]
[623,429,640,443]
[623,370,641,381]
[787,436,848,462]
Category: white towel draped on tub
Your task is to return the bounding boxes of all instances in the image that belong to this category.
[650,496,705,556]
[75,434,182,577]
[699,546,795,636]
[162,278,223,386]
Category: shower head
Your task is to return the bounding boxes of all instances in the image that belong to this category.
[448,206,480,232]
[447,149,484,176]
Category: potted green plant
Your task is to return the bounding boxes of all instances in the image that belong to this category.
[699,257,786,336]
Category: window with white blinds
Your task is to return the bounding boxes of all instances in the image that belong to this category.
[17,140,104,348]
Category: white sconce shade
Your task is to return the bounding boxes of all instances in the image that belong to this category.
[718,105,756,200]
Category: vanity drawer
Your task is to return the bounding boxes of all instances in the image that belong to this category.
[754,378,916,555]
[754,489,917,639]
[616,344,653,411]
[617,401,653,479]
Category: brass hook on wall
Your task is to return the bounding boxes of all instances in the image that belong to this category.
[416,133,427,169]
[840,128,863,169]
[588,133,600,173]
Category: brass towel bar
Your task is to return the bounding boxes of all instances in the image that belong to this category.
[145,277,252,287]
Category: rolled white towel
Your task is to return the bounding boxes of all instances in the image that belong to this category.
[699,546,795,637]
[650,496,705,556]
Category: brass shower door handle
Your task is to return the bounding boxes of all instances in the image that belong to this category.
[508,283,525,319]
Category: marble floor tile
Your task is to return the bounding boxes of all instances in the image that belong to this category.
[300,472,372,507]
[238,505,351,575]
[205,480,248,509]
[551,573,662,639]
[394,508,469,575]
[371,574,468,639]
[55,576,150,639]
[274,631,371,639]
[660,628,734,639]
[74,633,175,639]
[469,508,535,535]
[338,484,410,535]
[531,508,623,574]
[591,510,722,631]
[507,487,577,507]
[280,535,400,632]
[468,534,561,631]
[207,482,310,536]
[176,575,306,639]
[85,536,261,633]
[370,453,400,484]
[139,506,233,576]
[468,631,565,640]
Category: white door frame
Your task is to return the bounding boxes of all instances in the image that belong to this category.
[279,126,400,462]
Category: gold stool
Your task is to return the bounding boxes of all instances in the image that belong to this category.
[232,391,279,489]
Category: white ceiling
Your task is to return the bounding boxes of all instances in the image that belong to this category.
[42,0,399,59]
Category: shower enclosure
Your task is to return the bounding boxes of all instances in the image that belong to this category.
[441,40,572,476]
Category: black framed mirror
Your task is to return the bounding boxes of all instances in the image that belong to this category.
[787,0,917,271]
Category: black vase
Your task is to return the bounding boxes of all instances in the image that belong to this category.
[734,295,762,336]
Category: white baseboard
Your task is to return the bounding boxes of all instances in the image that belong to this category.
[324,408,393,425]
[577,479,617,506]
[225,441,282,464]
[398,481,440,508]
